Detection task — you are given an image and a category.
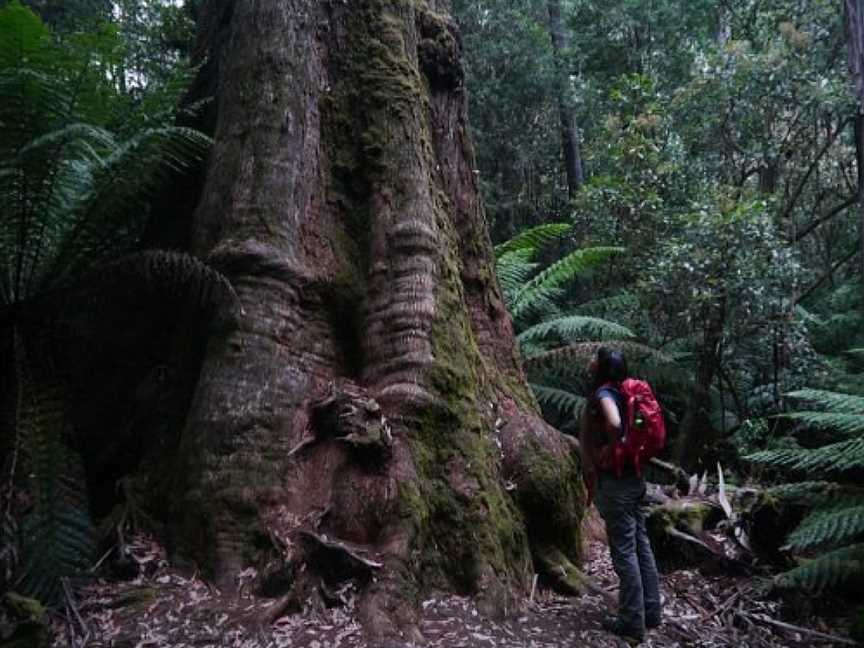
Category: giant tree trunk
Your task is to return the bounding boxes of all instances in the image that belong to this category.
[167,0,584,641]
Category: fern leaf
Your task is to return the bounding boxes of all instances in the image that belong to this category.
[518,315,635,345]
[509,247,623,321]
[782,412,864,438]
[776,542,864,591]
[766,481,863,507]
[496,248,538,301]
[785,504,864,551]
[573,292,640,316]
[494,222,571,257]
[785,389,864,415]
[19,504,94,603]
[525,341,673,373]
[529,384,585,417]
[16,366,94,604]
[747,437,864,475]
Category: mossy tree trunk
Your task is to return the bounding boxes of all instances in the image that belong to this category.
[169,0,585,641]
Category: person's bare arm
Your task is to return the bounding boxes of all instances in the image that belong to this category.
[578,406,596,481]
[599,396,621,445]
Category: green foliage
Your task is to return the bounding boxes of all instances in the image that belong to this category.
[748,388,864,591]
[452,0,563,240]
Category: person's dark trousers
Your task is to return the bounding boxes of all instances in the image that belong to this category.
[595,472,662,633]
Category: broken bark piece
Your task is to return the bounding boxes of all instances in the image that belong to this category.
[308,381,392,458]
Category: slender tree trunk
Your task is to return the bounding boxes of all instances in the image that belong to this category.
[675,298,726,471]
[546,0,584,198]
[846,0,864,285]
[167,0,585,640]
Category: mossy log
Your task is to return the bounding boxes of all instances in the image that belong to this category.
[646,500,727,571]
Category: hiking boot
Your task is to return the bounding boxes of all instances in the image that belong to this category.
[601,617,644,643]
[646,615,661,629]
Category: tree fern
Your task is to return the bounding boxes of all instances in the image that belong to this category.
[747,388,864,590]
[766,481,863,508]
[0,2,213,605]
[496,249,538,301]
[494,226,656,420]
[0,1,212,304]
[783,389,864,415]
[748,437,864,474]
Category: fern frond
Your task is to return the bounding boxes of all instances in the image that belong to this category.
[785,504,864,551]
[509,246,623,320]
[766,481,863,507]
[16,367,94,604]
[573,292,640,316]
[747,437,864,475]
[785,389,864,414]
[493,222,571,257]
[525,341,673,373]
[45,126,212,284]
[529,384,585,417]
[518,315,635,345]
[782,412,864,438]
[19,504,94,603]
[86,250,241,315]
[776,542,864,591]
[496,249,538,300]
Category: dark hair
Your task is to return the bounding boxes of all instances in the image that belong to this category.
[593,346,628,388]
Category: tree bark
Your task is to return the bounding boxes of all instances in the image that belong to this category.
[166,0,585,641]
[546,0,584,198]
[846,0,864,286]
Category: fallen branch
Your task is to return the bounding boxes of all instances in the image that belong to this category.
[61,578,91,648]
[740,612,857,646]
[297,529,383,570]
[699,587,743,623]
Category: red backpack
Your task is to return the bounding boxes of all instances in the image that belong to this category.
[601,378,666,476]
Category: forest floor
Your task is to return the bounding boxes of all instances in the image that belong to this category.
[52,528,857,648]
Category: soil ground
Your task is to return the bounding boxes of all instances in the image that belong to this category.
[50,533,857,648]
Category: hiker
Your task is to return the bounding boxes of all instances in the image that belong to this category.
[579,347,662,642]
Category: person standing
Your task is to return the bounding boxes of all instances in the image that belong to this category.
[579,347,662,643]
